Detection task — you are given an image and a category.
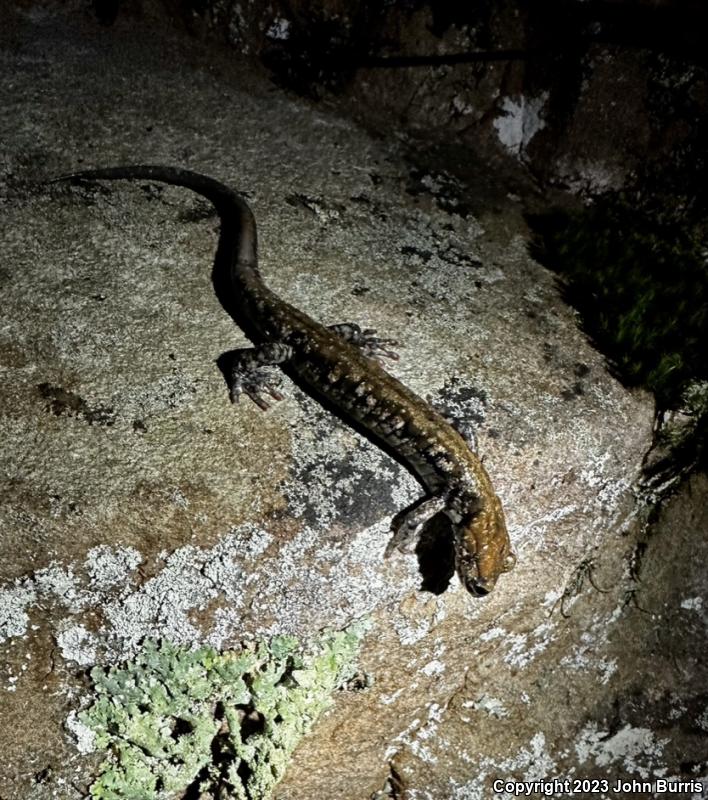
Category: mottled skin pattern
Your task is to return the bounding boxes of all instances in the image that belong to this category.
[54,166,515,595]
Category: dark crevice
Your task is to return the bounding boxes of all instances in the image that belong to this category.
[182,698,270,799]
[171,717,194,740]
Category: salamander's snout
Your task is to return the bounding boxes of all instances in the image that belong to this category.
[462,572,495,596]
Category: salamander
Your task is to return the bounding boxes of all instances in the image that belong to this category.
[53,165,515,595]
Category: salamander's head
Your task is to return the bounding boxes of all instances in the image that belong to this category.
[454,494,516,595]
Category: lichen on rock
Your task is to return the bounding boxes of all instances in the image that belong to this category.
[75,624,368,799]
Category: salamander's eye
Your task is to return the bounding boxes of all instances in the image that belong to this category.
[503,551,517,572]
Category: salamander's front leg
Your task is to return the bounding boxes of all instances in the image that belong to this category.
[225,342,294,410]
[329,323,399,365]
[385,492,448,556]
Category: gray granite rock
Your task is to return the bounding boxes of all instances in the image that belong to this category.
[2,6,702,800]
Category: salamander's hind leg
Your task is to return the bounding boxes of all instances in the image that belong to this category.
[329,323,399,365]
[224,342,293,410]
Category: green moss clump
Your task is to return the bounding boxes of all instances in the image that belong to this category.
[529,196,707,409]
[78,624,368,800]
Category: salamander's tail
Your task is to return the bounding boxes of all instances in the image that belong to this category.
[49,164,258,266]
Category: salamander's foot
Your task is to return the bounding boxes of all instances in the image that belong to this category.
[230,367,284,410]
[330,323,399,365]
[385,493,448,557]
[385,517,418,557]
[224,343,292,411]
[358,327,400,365]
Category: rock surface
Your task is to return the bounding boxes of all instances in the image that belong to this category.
[167,1,708,203]
[1,5,704,800]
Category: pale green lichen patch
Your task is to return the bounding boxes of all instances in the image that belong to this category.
[78,624,368,799]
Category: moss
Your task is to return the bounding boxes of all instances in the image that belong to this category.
[79,623,369,800]
[529,195,708,483]
[528,196,708,410]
